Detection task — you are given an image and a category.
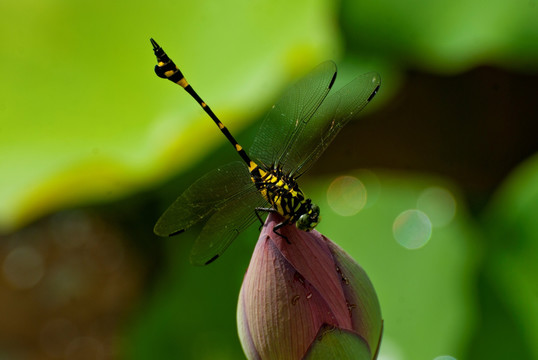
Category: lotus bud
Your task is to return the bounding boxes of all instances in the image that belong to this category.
[237,213,383,359]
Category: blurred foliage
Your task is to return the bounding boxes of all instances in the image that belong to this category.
[1,0,537,359]
[467,154,538,360]
[342,0,538,72]
[0,0,339,232]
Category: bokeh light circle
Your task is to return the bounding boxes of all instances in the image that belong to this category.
[327,176,367,216]
[392,209,432,249]
[2,245,45,289]
[417,186,457,227]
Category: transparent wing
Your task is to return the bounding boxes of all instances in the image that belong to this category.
[189,188,269,265]
[154,161,256,237]
[287,72,381,178]
[250,61,337,169]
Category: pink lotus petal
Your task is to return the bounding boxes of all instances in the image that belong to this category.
[326,240,383,356]
[269,217,354,331]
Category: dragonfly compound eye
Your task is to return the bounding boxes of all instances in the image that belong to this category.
[296,205,320,232]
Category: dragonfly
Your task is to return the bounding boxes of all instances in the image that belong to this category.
[150,38,380,265]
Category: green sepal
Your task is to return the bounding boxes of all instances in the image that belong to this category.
[304,325,372,360]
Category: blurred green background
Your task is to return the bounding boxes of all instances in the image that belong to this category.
[1,0,537,359]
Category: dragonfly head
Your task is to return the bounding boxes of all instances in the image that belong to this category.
[296,202,320,231]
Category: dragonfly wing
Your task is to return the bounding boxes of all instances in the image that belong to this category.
[250,61,337,169]
[286,72,381,177]
[189,187,269,265]
[154,161,255,237]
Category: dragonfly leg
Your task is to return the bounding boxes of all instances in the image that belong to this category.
[255,207,290,243]
[254,207,277,230]
[273,221,291,244]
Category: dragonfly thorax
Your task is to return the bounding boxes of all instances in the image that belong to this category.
[252,166,320,231]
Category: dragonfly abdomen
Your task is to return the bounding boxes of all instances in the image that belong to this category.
[150,38,253,168]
